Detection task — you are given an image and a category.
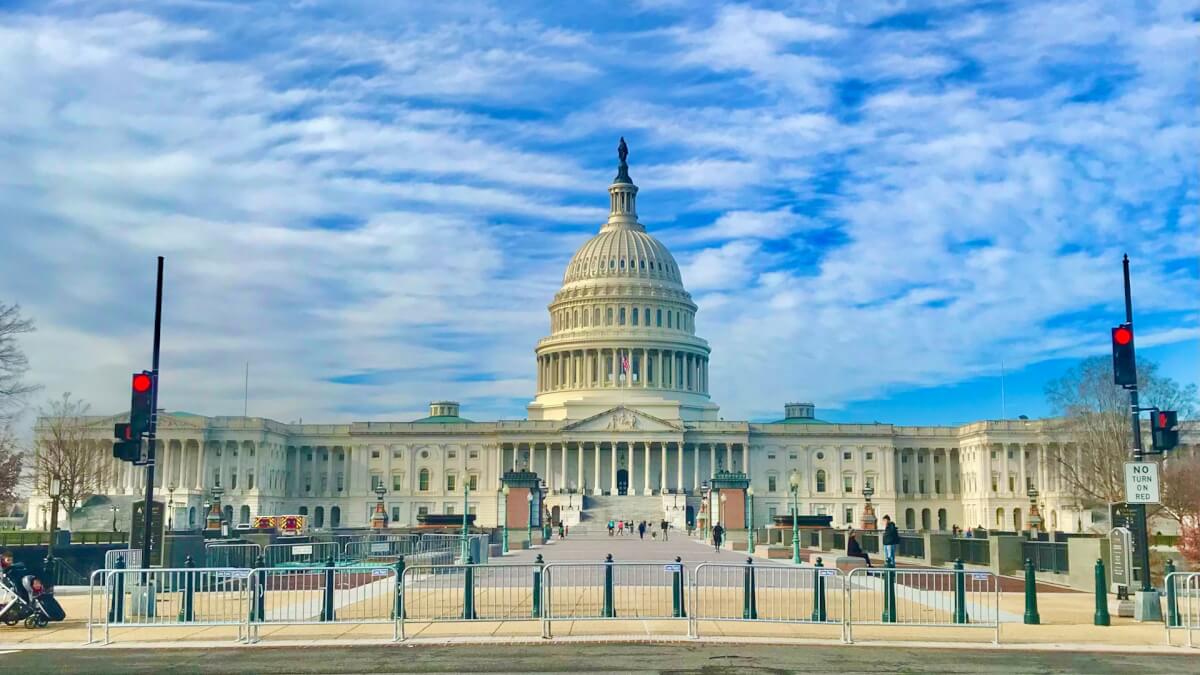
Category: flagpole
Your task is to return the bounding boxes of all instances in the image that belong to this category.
[1000,361,1007,420]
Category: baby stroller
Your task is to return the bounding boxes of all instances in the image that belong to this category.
[0,556,67,629]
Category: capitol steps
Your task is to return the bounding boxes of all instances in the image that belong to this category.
[574,495,664,535]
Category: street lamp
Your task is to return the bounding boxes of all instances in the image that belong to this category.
[167,483,176,531]
[501,485,510,554]
[1026,486,1043,538]
[746,486,755,553]
[719,492,727,526]
[789,470,801,565]
[111,505,120,533]
[461,483,470,562]
[371,484,387,529]
[45,478,61,564]
[861,484,876,531]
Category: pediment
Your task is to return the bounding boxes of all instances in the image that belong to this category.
[561,406,683,433]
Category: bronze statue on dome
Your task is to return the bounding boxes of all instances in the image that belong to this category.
[617,137,628,166]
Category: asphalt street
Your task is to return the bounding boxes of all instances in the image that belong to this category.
[1,643,1193,674]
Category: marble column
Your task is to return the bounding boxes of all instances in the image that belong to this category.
[709,444,716,477]
[725,444,732,473]
[676,443,684,492]
[594,443,602,494]
[610,442,618,494]
[643,442,651,495]
[692,443,700,492]
[577,443,584,492]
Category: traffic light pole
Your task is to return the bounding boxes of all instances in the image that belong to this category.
[1121,256,1159,621]
[140,256,164,571]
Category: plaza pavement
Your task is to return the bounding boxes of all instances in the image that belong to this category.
[0,532,1190,653]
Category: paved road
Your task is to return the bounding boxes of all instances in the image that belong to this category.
[2,643,1193,674]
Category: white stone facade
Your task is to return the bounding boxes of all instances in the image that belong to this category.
[27,149,1197,534]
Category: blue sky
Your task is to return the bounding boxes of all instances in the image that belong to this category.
[1,0,1197,427]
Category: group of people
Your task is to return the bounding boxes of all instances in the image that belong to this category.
[607,519,671,540]
[844,514,901,567]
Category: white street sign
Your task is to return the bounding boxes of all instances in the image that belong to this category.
[1124,462,1160,504]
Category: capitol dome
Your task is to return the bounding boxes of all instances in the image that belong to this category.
[528,139,719,422]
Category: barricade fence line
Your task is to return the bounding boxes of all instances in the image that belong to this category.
[1165,572,1199,648]
[204,543,262,568]
[82,560,1014,645]
[344,536,419,563]
[262,541,341,568]
[845,566,1000,644]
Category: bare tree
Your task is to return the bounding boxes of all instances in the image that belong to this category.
[31,393,110,527]
[0,423,22,503]
[0,302,39,423]
[1044,356,1197,509]
[1160,456,1200,530]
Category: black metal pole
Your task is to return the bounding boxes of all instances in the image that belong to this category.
[140,256,164,570]
[1122,255,1152,593]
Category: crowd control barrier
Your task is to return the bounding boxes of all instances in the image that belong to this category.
[845,563,1000,644]
[540,556,690,638]
[262,541,341,568]
[246,561,400,642]
[1165,572,1200,648]
[398,559,543,640]
[690,558,846,640]
[204,542,262,568]
[343,535,418,562]
[87,562,250,644]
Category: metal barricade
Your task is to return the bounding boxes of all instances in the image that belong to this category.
[690,561,846,640]
[1165,572,1200,647]
[87,567,250,644]
[263,541,340,567]
[541,561,689,638]
[399,562,541,640]
[845,566,1000,644]
[205,542,262,568]
[104,548,142,571]
[246,563,400,642]
[343,535,418,563]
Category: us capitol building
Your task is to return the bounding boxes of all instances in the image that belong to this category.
[30,142,1173,537]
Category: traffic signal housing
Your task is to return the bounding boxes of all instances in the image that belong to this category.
[1111,323,1136,386]
[1153,410,1179,453]
[130,371,154,437]
[113,422,140,462]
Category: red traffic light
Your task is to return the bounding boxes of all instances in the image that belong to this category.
[1158,412,1168,429]
[132,372,152,393]
[1113,326,1133,346]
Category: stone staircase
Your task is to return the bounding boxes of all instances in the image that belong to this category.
[573,495,664,535]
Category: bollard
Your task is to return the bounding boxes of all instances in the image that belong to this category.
[953,559,968,624]
[320,557,336,622]
[462,553,477,620]
[108,555,126,624]
[811,557,827,622]
[602,553,615,618]
[742,557,758,620]
[672,556,686,618]
[251,554,266,623]
[1023,558,1040,625]
[881,560,897,623]
[532,554,544,618]
[1165,559,1179,628]
[394,555,406,620]
[179,556,195,622]
[1093,558,1110,626]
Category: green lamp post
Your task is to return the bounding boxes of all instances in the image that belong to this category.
[461,483,470,563]
[501,485,510,554]
[526,491,534,547]
[746,485,755,553]
[789,470,801,565]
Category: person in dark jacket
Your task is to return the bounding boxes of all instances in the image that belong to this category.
[712,523,724,552]
[846,529,872,567]
[881,515,899,566]
[638,521,646,539]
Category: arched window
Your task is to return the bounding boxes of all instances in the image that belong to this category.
[314,506,324,528]
[331,506,341,528]
[618,308,626,325]
[606,308,613,325]
[632,309,639,326]
[594,308,600,325]
[995,507,1004,527]
[643,308,650,325]
[920,508,931,530]
[299,506,308,516]
[815,470,826,493]
[222,505,233,524]
[904,508,915,530]
[937,508,947,530]
[419,468,431,491]
[656,309,662,326]
[239,505,250,524]
[1013,507,1022,531]
[188,506,196,528]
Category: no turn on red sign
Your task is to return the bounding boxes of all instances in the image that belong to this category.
[1124,462,1160,504]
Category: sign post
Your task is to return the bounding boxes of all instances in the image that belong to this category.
[1124,462,1160,504]
[130,500,165,567]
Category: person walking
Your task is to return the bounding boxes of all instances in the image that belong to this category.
[638,521,646,539]
[712,522,724,552]
[617,520,624,536]
[607,519,615,537]
[847,529,872,567]
[558,523,565,539]
[881,514,899,566]
[660,519,669,541]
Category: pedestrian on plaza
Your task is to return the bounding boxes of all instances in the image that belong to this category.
[660,519,669,541]
[558,524,565,539]
[638,521,646,539]
[564,524,569,537]
[712,522,724,552]
[881,514,899,566]
[608,519,615,537]
[846,529,872,567]
[617,520,624,536]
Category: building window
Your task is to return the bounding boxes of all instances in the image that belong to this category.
[845,508,854,524]
[631,309,638,326]
[446,504,455,515]
[789,453,797,460]
[392,474,404,491]
[371,449,380,459]
[990,450,997,460]
[768,507,777,520]
[469,449,479,459]
[229,472,238,490]
[419,469,430,491]
[417,506,429,517]
[815,470,826,493]
[865,476,875,491]
[816,452,824,460]
[866,452,874,460]
[918,455,924,463]
[919,479,926,493]
[336,473,344,491]
[393,448,403,458]
[667,312,673,328]
[446,474,457,492]
[606,308,613,325]
[1008,475,1015,492]
[902,479,910,494]
[468,474,479,490]
[371,474,382,490]
[1007,449,1014,459]
[391,506,400,523]
[618,308,626,325]
[213,469,221,487]
[768,476,777,492]
[843,475,853,493]
[991,474,998,492]
[843,451,851,460]
[934,479,941,494]
[448,449,457,459]
[656,309,662,326]
[247,472,255,490]
[643,308,650,325]
[901,455,908,464]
